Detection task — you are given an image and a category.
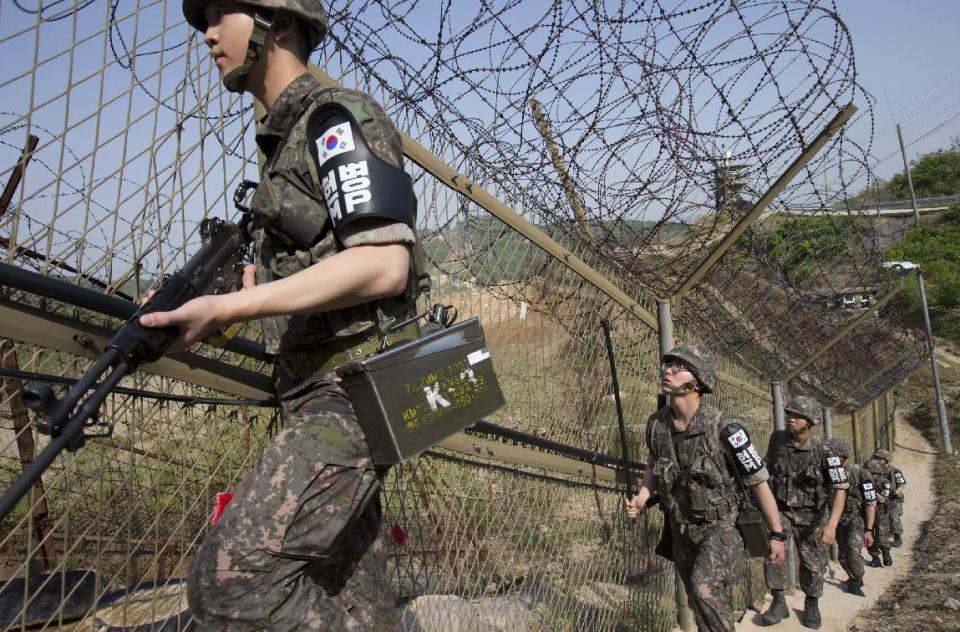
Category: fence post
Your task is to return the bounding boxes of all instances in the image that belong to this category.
[822,406,839,561]
[771,382,785,432]
[886,391,896,451]
[851,410,860,463]
[657,300,694,632]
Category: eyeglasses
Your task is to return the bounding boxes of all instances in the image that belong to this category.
[661,361,692,375]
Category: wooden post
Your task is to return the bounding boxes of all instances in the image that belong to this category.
[851,411,860,463]
[0,134,57,568]
[529,98,593,239]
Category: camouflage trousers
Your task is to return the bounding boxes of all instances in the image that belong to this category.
[891,497,904,535]
[186,385,396,631]
[836,516,866,582]
[869,506,893,554]
[764,508,829,598]
[671,519,746,632]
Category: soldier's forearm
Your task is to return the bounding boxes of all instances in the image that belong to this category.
[640,467,657,498]
[226,244,410,321]
[752,481,782,532]
[827,489,846,528]
[864,503,876,531]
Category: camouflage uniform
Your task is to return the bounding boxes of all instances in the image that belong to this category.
[890,466,906,538]
[826,439,875,587]
[873,450,905,540]
[646,401,769,632]
[763,418,848,598]
[864,460,894,563]
[186,72,416,631]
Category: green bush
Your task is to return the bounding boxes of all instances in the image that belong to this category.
[886,204,960,343]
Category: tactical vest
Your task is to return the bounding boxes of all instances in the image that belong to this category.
[647,405,738,528]
[841,463,865,520]
[250,84,429,356]
[768,431,828,511]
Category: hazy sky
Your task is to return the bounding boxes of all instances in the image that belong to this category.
[840,1,960,181]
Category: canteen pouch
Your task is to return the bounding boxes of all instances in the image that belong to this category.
[736,501,771,558]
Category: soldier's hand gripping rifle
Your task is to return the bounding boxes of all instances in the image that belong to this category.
[0,217,249,522]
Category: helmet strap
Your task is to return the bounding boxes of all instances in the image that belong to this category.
[661,379,698,396]
[223,10,275,93]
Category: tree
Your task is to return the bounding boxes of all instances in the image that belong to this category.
[888,150,960,199]
[886,204,960,343]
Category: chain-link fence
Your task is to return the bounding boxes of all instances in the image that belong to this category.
[0,1,933,630]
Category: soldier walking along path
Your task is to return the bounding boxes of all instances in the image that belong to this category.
[736,412,935,632]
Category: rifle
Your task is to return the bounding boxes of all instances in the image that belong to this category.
[0,218,249,522]
[599,319,660,503]
[600,319,636,497]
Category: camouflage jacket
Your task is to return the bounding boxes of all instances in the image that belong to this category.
[251,73,416,359]
[840,463,875,521]
[646,403,768,529]
[766,430,848,512]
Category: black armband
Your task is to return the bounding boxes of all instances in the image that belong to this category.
[860,480,877,503]
[720,423,763,476]
[823,453,848,486]
[894,470,906,486]
[308,105,416,240]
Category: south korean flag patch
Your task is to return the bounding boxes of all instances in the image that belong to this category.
[720,423,763,476]
[316,122,356,168]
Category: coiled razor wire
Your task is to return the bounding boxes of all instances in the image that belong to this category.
[0,1,933,630]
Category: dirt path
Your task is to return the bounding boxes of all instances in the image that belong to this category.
[734,413,936,632]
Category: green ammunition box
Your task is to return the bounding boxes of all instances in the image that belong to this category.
[337,317,504,464]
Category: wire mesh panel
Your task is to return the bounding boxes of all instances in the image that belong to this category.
[0,1,935,630]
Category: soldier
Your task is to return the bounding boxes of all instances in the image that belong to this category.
[625,343,786,632]
[141,1,425,628]
[872,448,906,547]
[825,438,876,597]
[760,395,848,630]
[864,459,895,568]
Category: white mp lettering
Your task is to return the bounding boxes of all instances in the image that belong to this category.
[424,381,451,411]
[321,170,342,222]
[736,450,759,472]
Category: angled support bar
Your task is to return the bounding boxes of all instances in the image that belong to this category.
[784,279,906,383]
[672,103,858,305]
[833,351,917,407]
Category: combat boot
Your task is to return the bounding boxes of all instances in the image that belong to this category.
[761,590,789,626]
[893,534,903,547]
[882,550,893,566]
[845,577,865,597]
[803,596,821,629]
[868,554,882,568]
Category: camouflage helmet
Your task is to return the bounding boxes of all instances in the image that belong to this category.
[784,394,822,425]
[872,448,892,463]
[863,459,885,476]
[825,437,851,458]
[662,343,718,393]
[182,0,328,50]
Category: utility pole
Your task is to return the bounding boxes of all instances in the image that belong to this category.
[894,123,952,454]
[896,124,922,224]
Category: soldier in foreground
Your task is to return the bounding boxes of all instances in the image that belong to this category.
[141,1,423,628]
[760,395,848,629]
[872,448,906,547]
[825,438,876,597]
[864,459,895,568]
[624,344,786,632]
